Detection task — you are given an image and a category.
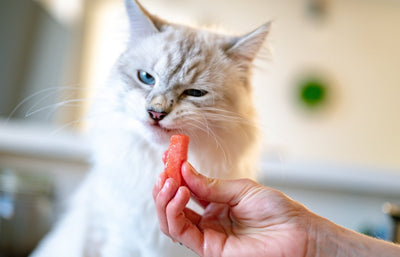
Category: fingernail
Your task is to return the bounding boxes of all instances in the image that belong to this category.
[187,162,199,175]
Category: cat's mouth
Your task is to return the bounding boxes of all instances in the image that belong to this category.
[148,120,173,133]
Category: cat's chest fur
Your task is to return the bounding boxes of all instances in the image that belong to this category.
[82,128,197,256]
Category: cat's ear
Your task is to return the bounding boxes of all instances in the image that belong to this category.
[125,0,167,40]
[225,21,271,63]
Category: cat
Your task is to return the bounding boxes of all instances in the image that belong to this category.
[30,0,270,256]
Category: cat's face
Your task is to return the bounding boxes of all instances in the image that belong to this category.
[116,28,245,142]
[108,0,269,144]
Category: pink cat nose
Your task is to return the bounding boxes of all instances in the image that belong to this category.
[148,110,167,121]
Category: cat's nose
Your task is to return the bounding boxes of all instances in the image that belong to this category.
[148,110,168,121]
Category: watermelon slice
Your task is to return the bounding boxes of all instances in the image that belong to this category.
[164,134,189,186]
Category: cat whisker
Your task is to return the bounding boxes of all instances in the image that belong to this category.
[196,111,213,139]
[4,86,81,124]
[202,107,251,123]
[48,118,84,137]
[204,110,261,131]
[25,86,88,116]
[203,113,246,126]
[200,109,263,152]
[25,98,90,118]
[184,117,209,135]
[47,106,114,136]
[24,90,65,118]
[183,115,230,165]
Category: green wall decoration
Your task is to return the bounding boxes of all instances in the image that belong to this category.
[297,76,329,109]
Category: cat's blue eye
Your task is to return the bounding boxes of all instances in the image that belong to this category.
[183,89,208,97]
[137,70,155,85]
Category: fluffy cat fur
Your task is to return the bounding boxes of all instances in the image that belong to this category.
[30,0,270,256]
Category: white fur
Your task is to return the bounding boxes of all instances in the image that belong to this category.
[30,1,269,256]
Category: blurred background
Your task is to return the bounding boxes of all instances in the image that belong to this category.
[0,0,399,256]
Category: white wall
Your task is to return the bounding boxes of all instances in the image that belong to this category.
[249,0,400,171]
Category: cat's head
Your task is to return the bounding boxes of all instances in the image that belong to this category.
[108,0,270,145]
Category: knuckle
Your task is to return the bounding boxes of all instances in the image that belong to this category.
[169,225,180,238]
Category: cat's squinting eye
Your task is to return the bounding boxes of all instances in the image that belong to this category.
[183,89,208,97]
[137,70,156,86]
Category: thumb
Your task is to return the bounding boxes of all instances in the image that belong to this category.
[181,162,259,206]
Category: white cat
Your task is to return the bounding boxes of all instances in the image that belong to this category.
[30,0,270,256]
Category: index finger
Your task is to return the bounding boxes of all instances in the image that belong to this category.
[181,162,259,206]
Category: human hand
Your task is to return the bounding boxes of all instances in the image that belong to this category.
[153,162,317,257]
